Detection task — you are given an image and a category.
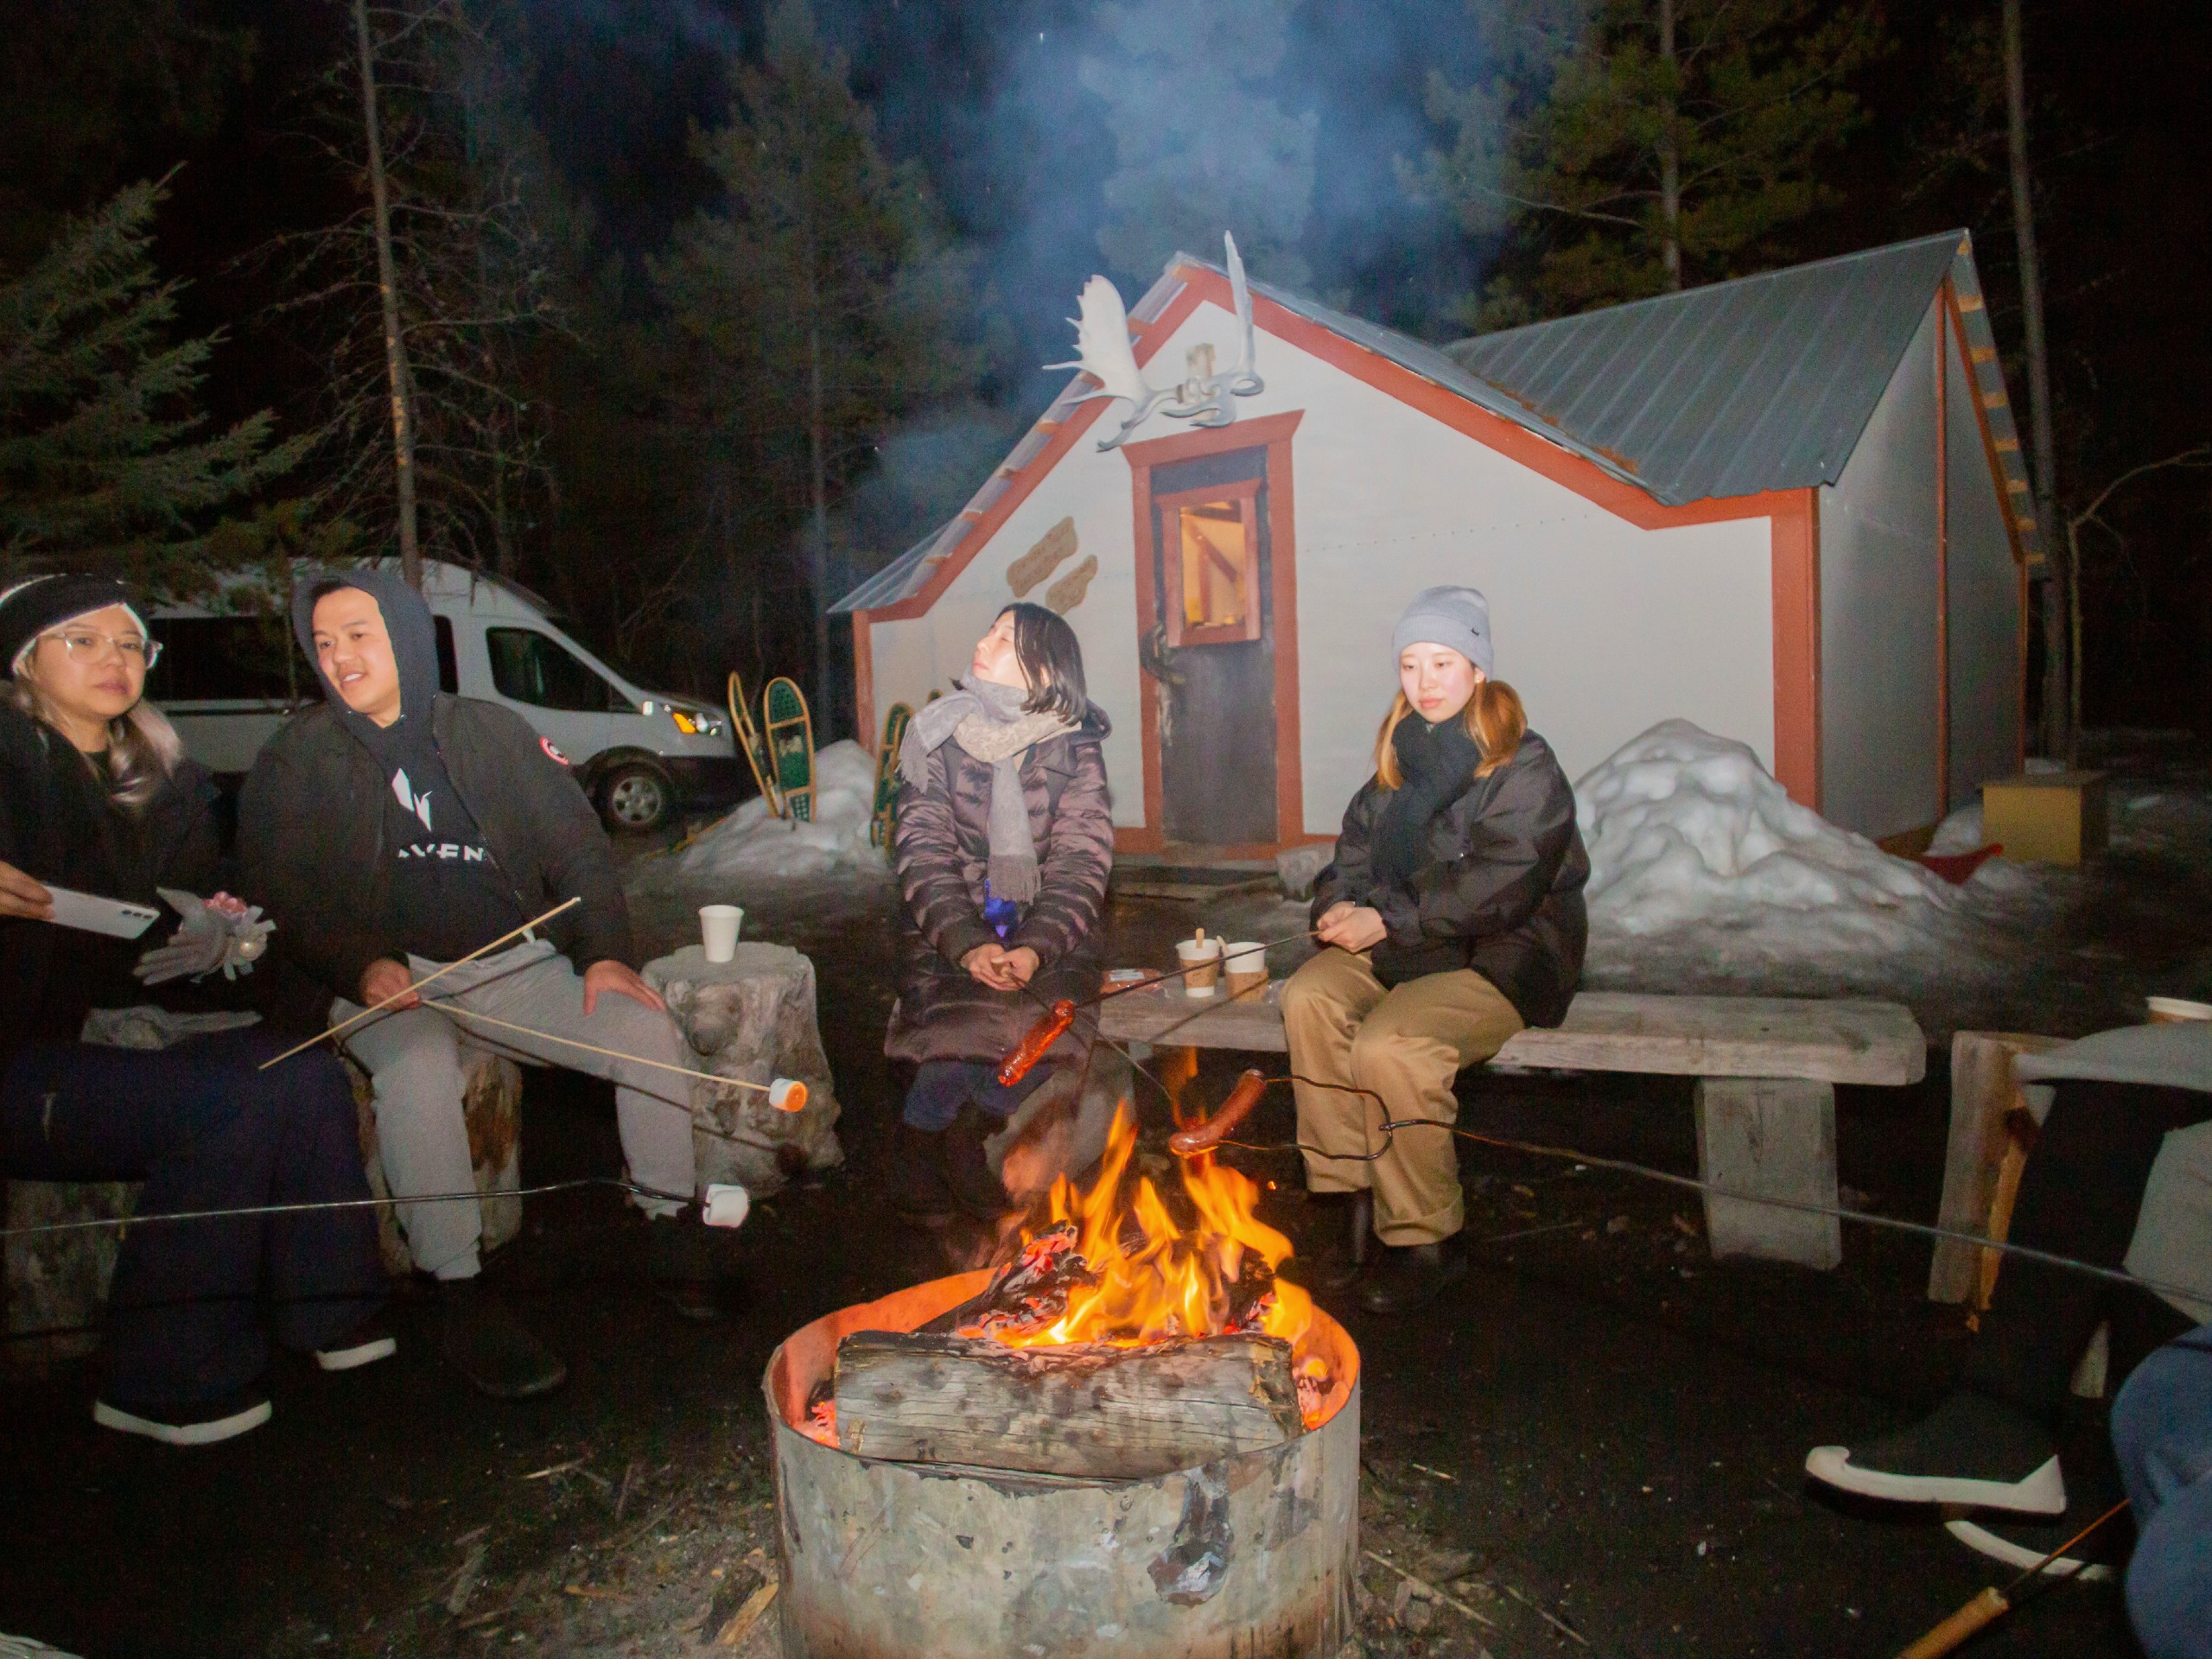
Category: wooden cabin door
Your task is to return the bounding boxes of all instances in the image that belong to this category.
[1145,451,1277,845]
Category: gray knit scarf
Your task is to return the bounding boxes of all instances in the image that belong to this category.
[899,679,1076,902]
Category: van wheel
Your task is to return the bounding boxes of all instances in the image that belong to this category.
[599,763,672,834]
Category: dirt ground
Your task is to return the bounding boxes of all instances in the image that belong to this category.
[6,759,2208,1658]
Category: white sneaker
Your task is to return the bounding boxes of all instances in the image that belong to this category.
[93,1388,272,1446]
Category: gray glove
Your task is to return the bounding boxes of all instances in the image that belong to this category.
[132,887,275,986]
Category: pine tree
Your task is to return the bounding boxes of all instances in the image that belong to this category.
[652,0,981,719]
[1081,0,1319,287]
[0,179,304,592]
[1419,0,1883,326]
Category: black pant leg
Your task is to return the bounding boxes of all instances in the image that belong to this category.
[258,1043,385,1349]
[3,1029,384,1404]
[1965,1079,2212,1424]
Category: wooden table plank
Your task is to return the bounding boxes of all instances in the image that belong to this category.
[1095,982,1925,1086]
[1095,982,1289,1052]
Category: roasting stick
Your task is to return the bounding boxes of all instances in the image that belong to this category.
[257,898,582,1070]
[1894,1499,2128,1659]
[427,1001,808,1110]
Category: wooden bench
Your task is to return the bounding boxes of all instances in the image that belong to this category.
[1098,982,1927,1269]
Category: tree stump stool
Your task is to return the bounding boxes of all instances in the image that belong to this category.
[641,943,842,1198]
[350,1048,524,1277]
[4,1034,524,1376]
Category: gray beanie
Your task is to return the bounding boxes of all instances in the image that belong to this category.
[1391,585,1493,677]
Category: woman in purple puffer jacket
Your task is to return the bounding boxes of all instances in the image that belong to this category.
[884,602,1113,1224]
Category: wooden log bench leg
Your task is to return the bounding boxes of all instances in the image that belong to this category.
[1693,1077,1840,1270]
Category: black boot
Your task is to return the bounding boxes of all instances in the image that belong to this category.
[1359,1235,1469,1315]
[438,1277,567,1399]
[1313,1191,1374,1292]
[944,1103,1011,1220]
[891,1122,956,1224]
[648,1211,728,1323]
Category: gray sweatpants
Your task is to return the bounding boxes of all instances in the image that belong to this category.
[337,939,697,1279]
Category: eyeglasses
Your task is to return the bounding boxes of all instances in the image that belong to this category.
[41,629,162,670]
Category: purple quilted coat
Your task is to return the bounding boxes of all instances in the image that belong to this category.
[884,711,1114,1065]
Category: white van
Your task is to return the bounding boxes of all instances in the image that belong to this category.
[147,559,742,833]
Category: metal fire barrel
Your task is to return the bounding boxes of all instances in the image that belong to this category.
[766,1271,1360,1659]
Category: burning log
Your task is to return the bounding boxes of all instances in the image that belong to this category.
[830,1329,1302,1479]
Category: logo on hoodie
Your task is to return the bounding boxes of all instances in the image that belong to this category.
[391,767,433,831]
[540,736,571,766]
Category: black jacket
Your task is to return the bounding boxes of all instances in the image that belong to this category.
[238,693,633,1011]
[1311,730,1590,1027]
[0,701,225,1069]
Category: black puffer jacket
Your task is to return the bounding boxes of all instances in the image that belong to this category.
[884,713,1113,1065]
[1311,730,1589,1027]
[238,694,632,1012]
[0,701,225,1070]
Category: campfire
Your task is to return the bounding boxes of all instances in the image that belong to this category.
[761,1112,1362,1659]
[801,1104,1335,1467]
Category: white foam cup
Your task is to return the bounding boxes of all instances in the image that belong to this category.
[2146,995,2212,1025]
[700,904,744,963]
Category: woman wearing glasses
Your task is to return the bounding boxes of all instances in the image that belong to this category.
[0,575,389,1445]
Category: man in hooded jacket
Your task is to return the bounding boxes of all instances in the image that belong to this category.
[238,569,710,1399]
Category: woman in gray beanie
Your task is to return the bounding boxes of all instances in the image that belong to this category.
[1283,585,1590,1314]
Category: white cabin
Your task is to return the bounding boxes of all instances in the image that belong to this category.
[835,233,2036,854]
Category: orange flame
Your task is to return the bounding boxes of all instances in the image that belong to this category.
[990,1103,1314,1359]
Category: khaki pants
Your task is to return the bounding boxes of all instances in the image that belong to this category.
[1281,948,1524,1246]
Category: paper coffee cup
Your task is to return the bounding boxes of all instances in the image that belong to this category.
[2146,995,2212,1025]
[1223,941,1268,996]
[1176,937,1222,996]
[700,904,744,963]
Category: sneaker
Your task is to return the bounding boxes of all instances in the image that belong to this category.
[93,1385,272,1446]
[1944,1513,2119,1582]
[1804,1392,2066,1514]
[438,1278,567,1400]
[648,1213,728,1324]
[315,1316,397,1372]
[1358,1236,1469,1315]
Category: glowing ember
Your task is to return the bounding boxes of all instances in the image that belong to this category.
[960,1104,1332,1425]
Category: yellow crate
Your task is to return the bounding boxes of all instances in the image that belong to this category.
[1981,771,2107,865]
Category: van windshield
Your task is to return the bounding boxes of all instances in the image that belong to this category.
[486,627,631,713]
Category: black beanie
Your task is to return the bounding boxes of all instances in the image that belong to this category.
[0,574,149,675]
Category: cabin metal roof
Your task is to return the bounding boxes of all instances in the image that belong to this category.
[835,231,2037,614]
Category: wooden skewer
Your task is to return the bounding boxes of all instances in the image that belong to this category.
[430,1004,806,1109]
[257,899,583,1070]
[1894,1498,2128,1659]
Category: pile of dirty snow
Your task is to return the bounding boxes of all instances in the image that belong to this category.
[1575,721,1967,966]
[673,740,886,880]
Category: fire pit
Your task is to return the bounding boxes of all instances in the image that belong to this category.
[763,1110,1360,1657]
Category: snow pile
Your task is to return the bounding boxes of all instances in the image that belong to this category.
[675,740,886,880]
[1575,721,1960,960]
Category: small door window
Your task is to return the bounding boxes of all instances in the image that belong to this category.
[1165,493,1262,646]
[486,627,627,712]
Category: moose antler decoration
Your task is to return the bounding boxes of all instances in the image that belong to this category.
[1047,232,1265,451]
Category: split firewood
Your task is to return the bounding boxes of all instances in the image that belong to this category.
[832,1329,1301,1479]
[919,1221,1098,1340]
